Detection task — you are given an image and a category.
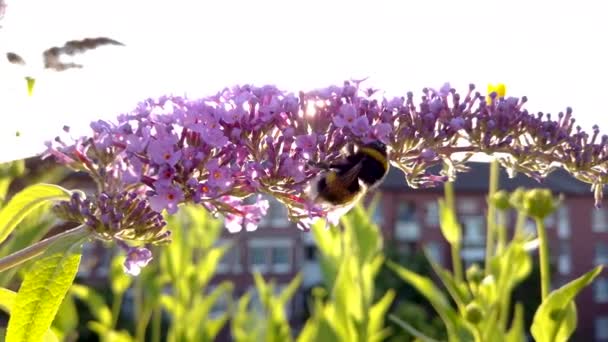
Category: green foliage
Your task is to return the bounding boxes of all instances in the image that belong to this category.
[231,273,302,342]
[0,203,56,287]
[298,205,394,342]
[386,160,602,342]
[531,266,603,342]
[5,242,83,342]
[0,183,72,244]
[68,203,233,342]
[158,205,232,342]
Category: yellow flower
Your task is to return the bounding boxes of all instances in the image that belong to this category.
[486,83,507,105]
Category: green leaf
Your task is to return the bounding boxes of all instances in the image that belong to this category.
[51,292,79,341]
[88,322,134,342]
[438,198,462,245]
[0,203,55,286]
[0,287,16,313]
[386,260,473,342]
[388,314,440,342]
[505,303,525,342]
[6,242,82,342]
[531,265,603,342]
[0,288,62,342]
[345,205,382,264]
[70,284,112,327]
[426,256,470,310]
[110,254,133,296]
[369,290,396,341]
[278,273,303,305]
[0,184,72,244]
[188,282,233,339]
[196,245,229,288]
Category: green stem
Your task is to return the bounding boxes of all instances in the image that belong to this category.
[536,217,551,300]
[0,225,89,272]
[496,212,506,255]
[134,276,144,342]
[499,289,511,332]
[514,211,526,241]
[444,181,463,282]
[136,308,153,342]
[111,292,124,330]
[485,159,499,274]
[451,243,463,283]
[151,308,161,342]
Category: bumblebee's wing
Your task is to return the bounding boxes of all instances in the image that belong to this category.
[336,161,363,188]
[43,37,124,71]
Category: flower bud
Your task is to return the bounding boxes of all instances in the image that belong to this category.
[466,263,484,286]
[509,187,526,210]
[523,189,558,220]
[489,190,511,211]
[465,302,484,324]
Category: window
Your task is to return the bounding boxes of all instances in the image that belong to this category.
[271,246,291,273]
[218,240,242,274]
[557,206,570,239]
[596,316,608,341]
[524,219,537,236]
[594,278,608,303]
[248,238,293,274]
[249,246,268,273]
[463,215,485,245]
[425,201,439,226]
[593,208,608,232]
[544,212,555,228]
[458,199,478,214]
[557,241,571,275]
[259,197,290,228]
[395,202,420,241]
[596,242,608,266]
[371,205,384,226]
[426,242,443,265]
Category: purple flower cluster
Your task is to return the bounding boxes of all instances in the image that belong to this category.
[53,191,169,243]
[46,81,607,243]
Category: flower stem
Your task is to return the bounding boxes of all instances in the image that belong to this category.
[443,180,464,282]
[485,159,499,273]
[513,211,526,240]
[0,225,89,273]
[111,292,124,329]
[536,217,551,300]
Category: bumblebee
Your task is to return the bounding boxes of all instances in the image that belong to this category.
[307,141,390,209]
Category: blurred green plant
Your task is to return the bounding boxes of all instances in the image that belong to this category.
[387,159,603,342]
[231,273,302,342]
[64,204,233,342]
[296,203,395,342]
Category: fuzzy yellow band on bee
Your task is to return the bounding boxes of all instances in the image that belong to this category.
[359,147,389,170]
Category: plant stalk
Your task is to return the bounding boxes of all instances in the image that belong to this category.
[536,217,551,300]
[485,159,499,273]
[111,292,124,329]
[0,225,89,272]
[445,181,464,282]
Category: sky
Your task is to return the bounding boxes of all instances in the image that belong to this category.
[0,0,607,163]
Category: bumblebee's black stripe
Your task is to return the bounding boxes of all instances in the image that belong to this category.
[313,141,390,206]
